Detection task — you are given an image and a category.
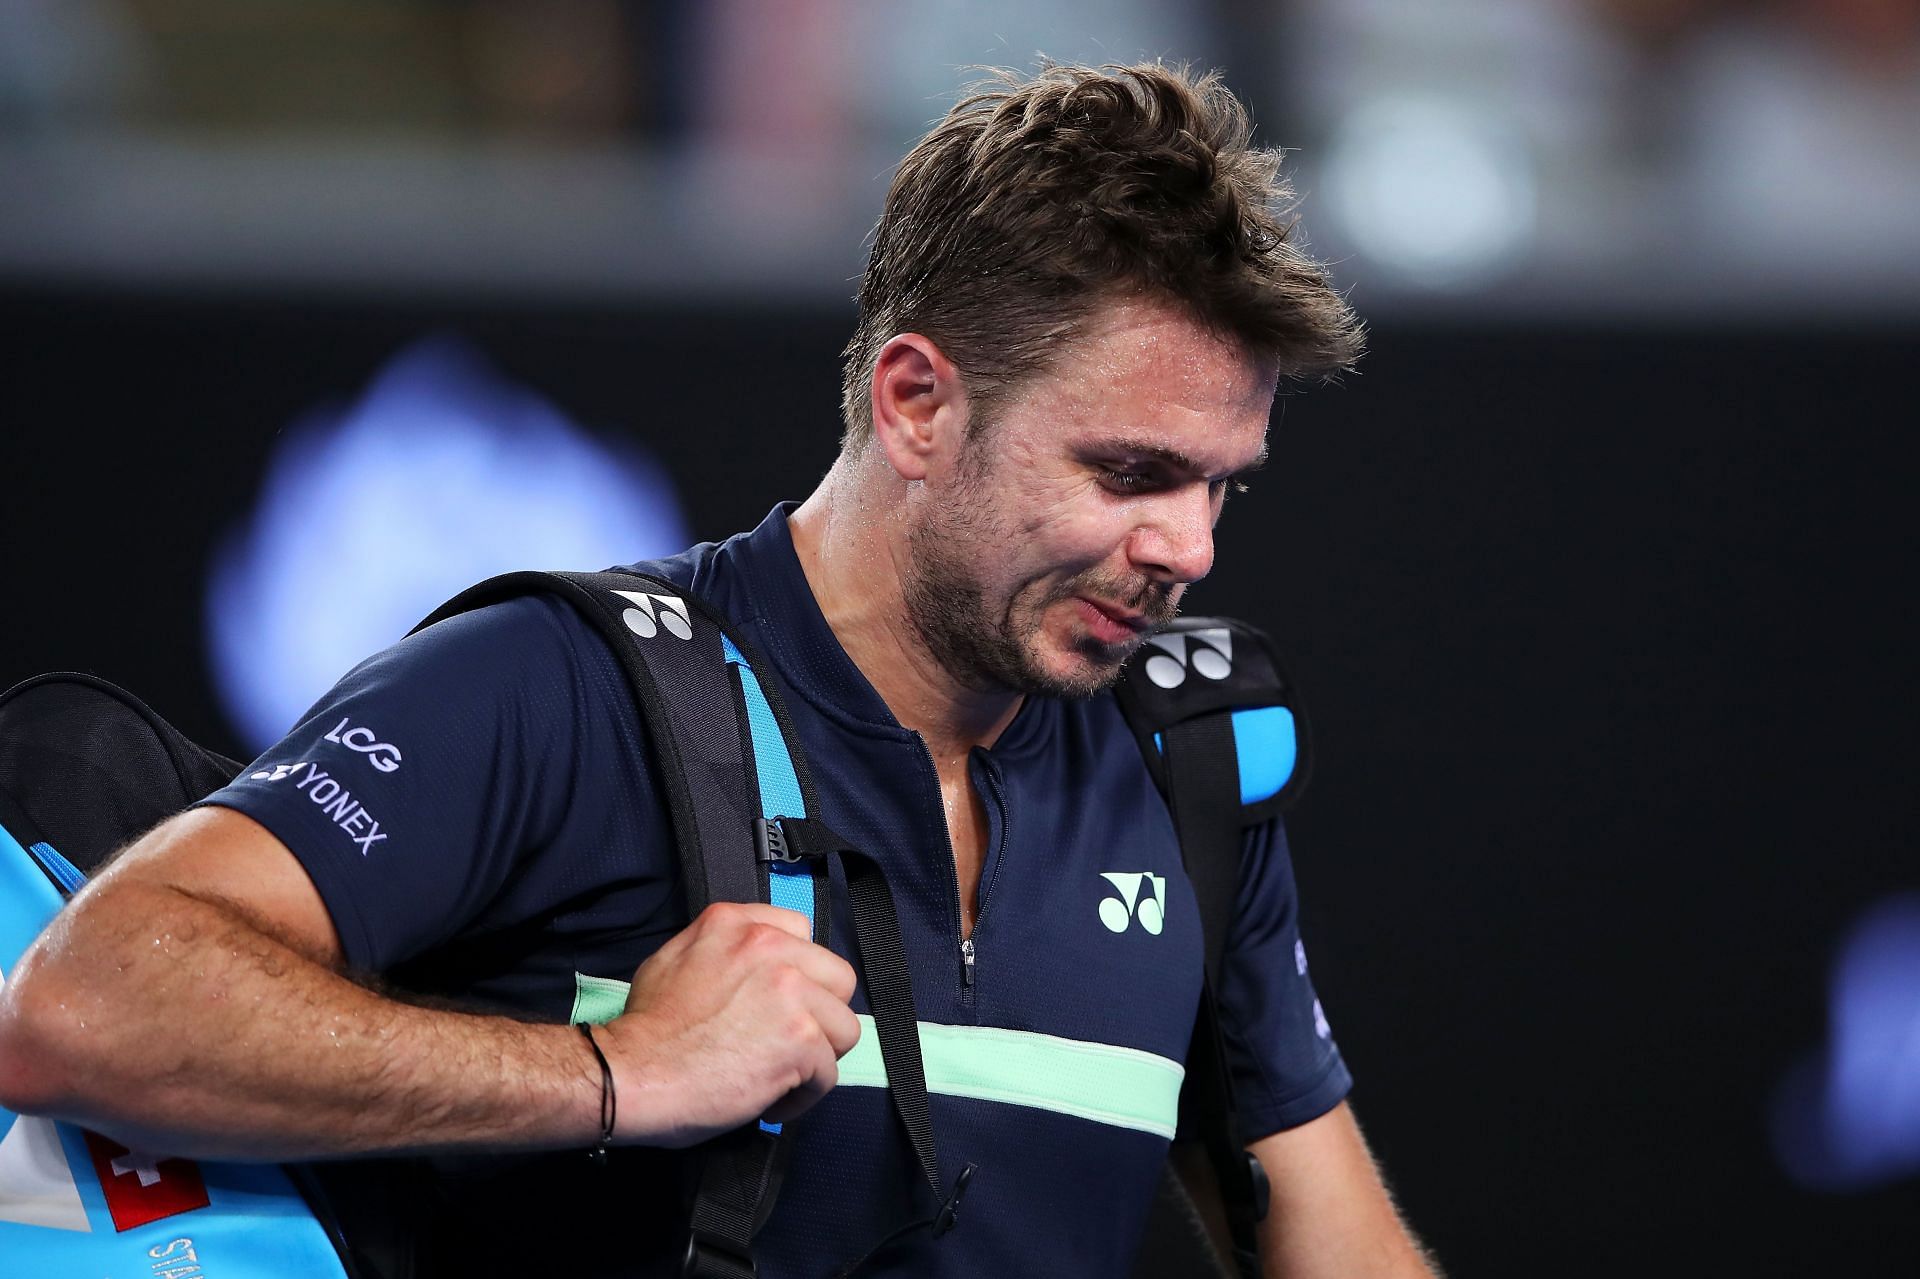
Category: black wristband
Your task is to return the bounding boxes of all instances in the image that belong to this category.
[579,1022,616,1166]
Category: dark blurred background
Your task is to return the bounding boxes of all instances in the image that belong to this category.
[2,3,1916,1274]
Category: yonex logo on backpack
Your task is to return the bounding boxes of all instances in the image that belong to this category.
[1140,629,1233,690]
[612,590,693,641]
[1098,872,1168,935]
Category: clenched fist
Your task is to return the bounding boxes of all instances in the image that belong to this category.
[595,902,862,1147]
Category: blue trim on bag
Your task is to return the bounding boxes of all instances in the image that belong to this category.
[28,842,85,895]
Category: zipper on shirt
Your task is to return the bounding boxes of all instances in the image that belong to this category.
[912,731,980,1007]
[972,751,1011,928]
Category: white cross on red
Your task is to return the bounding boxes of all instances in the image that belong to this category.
[110,1148,166,1187]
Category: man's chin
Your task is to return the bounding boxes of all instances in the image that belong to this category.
[1018,636,1136,700]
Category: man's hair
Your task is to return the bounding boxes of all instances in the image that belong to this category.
[839,61,1364,446]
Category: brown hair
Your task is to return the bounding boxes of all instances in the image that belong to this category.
[839,61,1364,446]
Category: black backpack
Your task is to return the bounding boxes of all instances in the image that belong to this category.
[0,571,1309,1278]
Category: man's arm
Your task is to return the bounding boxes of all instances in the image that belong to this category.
[1250,1101,1439,1279]
[0,805,858,1161]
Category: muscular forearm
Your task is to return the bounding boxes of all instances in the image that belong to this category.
[0,880,600,1162]
[1251,1106,1439,1279]
[0,806,859,1164]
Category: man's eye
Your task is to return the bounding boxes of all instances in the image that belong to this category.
[1099,467,1154,493]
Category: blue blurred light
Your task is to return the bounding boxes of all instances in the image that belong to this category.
[1772,894,1920,1191]
[206,336,690,750]
[1322,97,1536,288]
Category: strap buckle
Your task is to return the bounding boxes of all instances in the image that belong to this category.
[752,817,804,864]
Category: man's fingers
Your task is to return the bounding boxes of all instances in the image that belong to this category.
[762,1041,842,1124]
[610,900,863,1142]
[696,902,856,1001]
[784,939,857,1003]
[698,901,814,944]
[820,998,862,1060]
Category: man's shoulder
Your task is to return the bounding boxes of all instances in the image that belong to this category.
[617,530,734,596]
[403,535,737,680]
[393,590,613,687]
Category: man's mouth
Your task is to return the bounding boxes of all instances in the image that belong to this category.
[1075,597,1153,645]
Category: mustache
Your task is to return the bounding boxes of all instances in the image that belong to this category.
[1070,572,1180,627]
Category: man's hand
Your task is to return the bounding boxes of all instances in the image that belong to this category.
[0,808,861,1162]
[601,902,861,1147]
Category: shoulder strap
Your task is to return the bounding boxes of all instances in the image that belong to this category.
[420,571,767,915]
[1113,616,1310,985]
[1113,616,1310,1279]
[415,571,951,1277]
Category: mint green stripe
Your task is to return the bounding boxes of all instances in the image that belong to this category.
[563,980,1182,1139]
[837,1014,1183,1140]
[571,973,631,1025]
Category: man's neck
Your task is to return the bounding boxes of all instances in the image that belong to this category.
[787,462,1023,759]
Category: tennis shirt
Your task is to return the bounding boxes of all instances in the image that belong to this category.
[201,503,1351,1277]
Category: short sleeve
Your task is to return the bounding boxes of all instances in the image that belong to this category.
[194,595,603,973]
[1216,817,1353,1142]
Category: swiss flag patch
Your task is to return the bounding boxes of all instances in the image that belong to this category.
[82,1131,211,1231]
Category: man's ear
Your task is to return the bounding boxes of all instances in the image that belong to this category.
[868,333,967,482]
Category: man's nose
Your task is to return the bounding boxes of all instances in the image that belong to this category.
[1130,487,1217,584]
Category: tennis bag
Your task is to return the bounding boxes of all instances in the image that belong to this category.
[0,583,1310,1279]
[0,673,358,1278]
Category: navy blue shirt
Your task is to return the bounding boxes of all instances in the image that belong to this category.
[202,505,1350,1277]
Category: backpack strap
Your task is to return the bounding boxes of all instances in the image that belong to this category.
[415,571,947,1277]
[421,572,770,916]
[1114,618,1310,987]
[1113,616,1311,1279]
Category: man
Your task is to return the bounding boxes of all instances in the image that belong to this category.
[0,63,1435,1276]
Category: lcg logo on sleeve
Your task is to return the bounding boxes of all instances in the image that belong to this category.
[321,718,403,773]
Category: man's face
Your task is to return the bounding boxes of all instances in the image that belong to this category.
[901,298,1276,698]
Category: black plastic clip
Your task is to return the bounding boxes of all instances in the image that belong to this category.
[931,1162,977,1237]
[752,817,803,864]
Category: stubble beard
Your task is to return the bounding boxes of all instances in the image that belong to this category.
[901,469,1178,701]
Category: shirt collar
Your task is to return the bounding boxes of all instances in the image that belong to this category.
[716,503,908,734]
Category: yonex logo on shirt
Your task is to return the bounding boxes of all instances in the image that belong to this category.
[1140,629,1234,690]
[245,761,388,856]
[613,590,693,641]
[1098,872,1168,935]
